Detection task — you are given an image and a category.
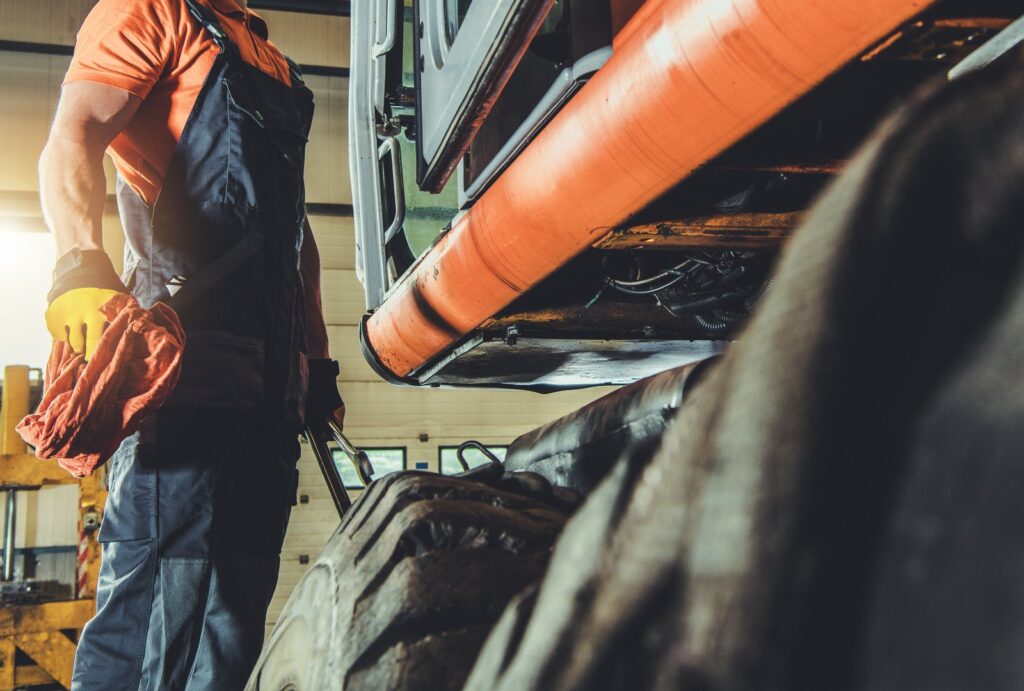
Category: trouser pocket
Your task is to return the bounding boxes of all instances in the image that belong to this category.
[100,406,298,557]
[99,432,157,543]
[220,423,301,558]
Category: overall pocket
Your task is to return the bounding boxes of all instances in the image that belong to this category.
[224,73,309,216]
[165,331,265,409]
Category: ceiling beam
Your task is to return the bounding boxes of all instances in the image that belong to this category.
[250,0,350,16]
[0,40,347,78]
[0,191,353,228]
[0,40,72,58]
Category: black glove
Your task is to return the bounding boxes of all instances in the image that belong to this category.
[306,359,344,428]
[48,248,128,303]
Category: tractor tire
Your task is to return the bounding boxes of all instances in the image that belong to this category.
[465,48,1024,691]
[246,467,577,691]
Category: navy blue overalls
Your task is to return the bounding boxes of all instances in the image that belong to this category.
[72,2,314,688]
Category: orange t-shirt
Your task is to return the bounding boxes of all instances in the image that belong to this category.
[64,0,293,206]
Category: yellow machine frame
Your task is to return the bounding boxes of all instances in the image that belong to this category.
[0,365,106,690]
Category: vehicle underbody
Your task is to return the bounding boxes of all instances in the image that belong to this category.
[352,0,1022,389]
[251,1,1024,688]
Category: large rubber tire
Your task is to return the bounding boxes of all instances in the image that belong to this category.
[465,51,1024,691]
[246,469,576,691]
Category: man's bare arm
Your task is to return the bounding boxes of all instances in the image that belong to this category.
[300,217,331,359]
[39,81,140,358]
[39,81,141,256]
[300,217,345,429]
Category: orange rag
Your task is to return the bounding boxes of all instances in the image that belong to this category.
[17,293,185,478]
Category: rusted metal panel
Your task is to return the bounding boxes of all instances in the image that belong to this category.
[716,160,846,175]
[13,665,54,687]
[0,601,94,637]
[595,212,801,250]
[0,638,14,690]
[861,16,1012,63]
[0,454,74,488]
[0,601,94,690]
[14,631,77,689]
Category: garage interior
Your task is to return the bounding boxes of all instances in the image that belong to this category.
[1,0,1023,689]
[0,1,607,686]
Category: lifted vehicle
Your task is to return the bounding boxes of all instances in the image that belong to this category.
[249,1,1024,689]
[350,0,1020,389]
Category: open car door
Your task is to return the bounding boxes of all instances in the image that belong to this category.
[414,0,554,191]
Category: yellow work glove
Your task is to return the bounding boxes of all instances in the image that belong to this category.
[46,248,128,361]
[45,287,122,361]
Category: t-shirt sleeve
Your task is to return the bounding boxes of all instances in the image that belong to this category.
[64,0,176,100]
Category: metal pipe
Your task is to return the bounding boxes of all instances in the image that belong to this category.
[364,0,937,378]
[3,489,16,581]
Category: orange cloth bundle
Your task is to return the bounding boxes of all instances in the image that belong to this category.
[17,293,185,478]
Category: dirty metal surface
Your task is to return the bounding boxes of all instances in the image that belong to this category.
[417,336,725,389]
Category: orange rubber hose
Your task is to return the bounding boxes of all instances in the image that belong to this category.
[365,0,934,378]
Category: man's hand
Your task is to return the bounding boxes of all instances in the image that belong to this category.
[45,287,122,360]
[45,247,128,360]
[327,402,346,433]
[307,359,345,432]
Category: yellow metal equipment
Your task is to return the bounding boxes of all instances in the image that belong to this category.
[0,365,106,690]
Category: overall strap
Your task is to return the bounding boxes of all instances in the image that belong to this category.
[184,0,230,51]
[285,56,305,87]
[167,231,264,311]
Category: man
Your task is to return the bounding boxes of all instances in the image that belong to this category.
[38,0,345,687]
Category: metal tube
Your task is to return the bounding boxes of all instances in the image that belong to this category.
[3,489,16,581]
[364,0,938,378]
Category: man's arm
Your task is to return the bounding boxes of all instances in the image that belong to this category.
[39,82,140,358]
[300,216,331,359]
[300,217,346,430]
[40,81,141,256]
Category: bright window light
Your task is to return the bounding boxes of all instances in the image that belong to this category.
[0,228,56,369]
[332,447,407,489]
[438,445,507,475]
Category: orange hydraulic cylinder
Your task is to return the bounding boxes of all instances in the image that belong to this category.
[366,0,934,379]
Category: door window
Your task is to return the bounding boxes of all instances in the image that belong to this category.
[444,0,476,44]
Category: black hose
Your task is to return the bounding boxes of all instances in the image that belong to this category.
[694,312,734,334]
[665,288,747,313]
[710,309,746,324]
[745,277,775,311]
